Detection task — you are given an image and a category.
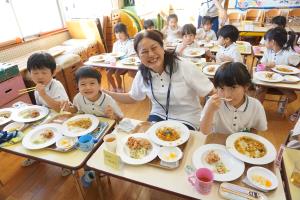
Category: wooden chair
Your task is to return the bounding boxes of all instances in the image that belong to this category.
[288,9,300,26]
[264,9,282,25]
[228,12,243,25]
[288,8,300,17]
[244,9,264,26]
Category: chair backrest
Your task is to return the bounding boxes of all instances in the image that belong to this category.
[289,8,300,17]
[288,9,300,26]
[244,9,264,25]
[228,12,243,25]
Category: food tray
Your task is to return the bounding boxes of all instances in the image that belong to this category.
[132,121,188,169]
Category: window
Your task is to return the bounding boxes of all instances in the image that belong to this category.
[0,0,63,43]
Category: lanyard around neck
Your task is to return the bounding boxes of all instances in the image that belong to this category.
[149,66,173,120]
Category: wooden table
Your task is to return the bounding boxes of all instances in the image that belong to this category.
[84,60,139,71]
[282,148,300,200]
[0,113,115,200]
[236,25,300,37]
[87,119,286,200]
[252,74,300,91]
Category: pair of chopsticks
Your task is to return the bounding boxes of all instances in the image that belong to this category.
[19,86,36,95]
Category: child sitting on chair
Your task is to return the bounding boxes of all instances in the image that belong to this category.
[176,24,198,56]
[161,14,181,42]
[196,16,217,42]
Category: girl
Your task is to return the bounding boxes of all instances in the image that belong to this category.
[200,62,267,135]
[196,16,217,42]
[257,27,299,113]
[107,23,135,92]
[161,14,181,43]
[176,24,198,56]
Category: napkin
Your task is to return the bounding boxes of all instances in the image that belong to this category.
[0,130,24,147]
[116,119,136,133]
[287,140,300,149]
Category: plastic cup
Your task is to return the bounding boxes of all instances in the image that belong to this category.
[103,134,117,153]
[256,63,266,71]
[188,168,214,195]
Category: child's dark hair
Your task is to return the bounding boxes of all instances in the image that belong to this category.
[75,66,102,84]
[217,25,239,42]
[214,62,251,88]
[271,16,286,28]
[144,19,155,29]
[167,14,178,23]
[202,16,212,25]
[264,27,296,51]
[114,22,129,37]
[27,52,56,74]
[181,24,196,36]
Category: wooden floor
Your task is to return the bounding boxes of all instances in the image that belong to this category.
[0,69,299,200]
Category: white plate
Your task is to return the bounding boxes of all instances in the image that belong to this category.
[192,144,245,182]
[158,146,183,163]
[89,55,105,62]
[247,166,278,191]
[3,121,25,132]
[62,114,99,137]
[272,65,300,75]
[254,71,284,83]
[183,48,205,57]
[283,75,300,83]
[22,123,63,149]
[202,64,220,76]
[226,132,277,165]
[121,57,140,65]
[12,105,49,123]
[118,133,159,165]
[146,121,190,147]
[0,108,15,126]
[108,52,126,58]
[56,136,77,150]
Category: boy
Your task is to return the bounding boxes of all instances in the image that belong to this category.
[27,52,69,112]
[23,52,70,174]
[196,16,217,41]
[205,25,243,63]
[144,19,155,30]
[65,66,123,122]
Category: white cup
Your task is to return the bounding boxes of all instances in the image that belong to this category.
[103,134,117,153]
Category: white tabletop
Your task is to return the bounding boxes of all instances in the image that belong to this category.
[84,60,139,71]
[252,74,300,91]
[87,119,286,200]
[0,116,115,170]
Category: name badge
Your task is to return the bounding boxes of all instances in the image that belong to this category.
[103,149,122,170]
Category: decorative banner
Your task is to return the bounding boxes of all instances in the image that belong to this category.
[235,0,300,10]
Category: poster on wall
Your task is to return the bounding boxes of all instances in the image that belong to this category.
[235,0,300,10]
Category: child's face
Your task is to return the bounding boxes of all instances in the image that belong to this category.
[217,36,231,47]
[183,34,195,45]
[30,67,53,85]
[146,26,155,31]
[218,85,248,108]
[168,18,178,29]
[203,23,212,31]
[115,32,128,41]
[265,39,275,50]
[78,77,101,101]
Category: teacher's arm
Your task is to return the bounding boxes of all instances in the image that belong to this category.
[103,90,137,104]
[213,0,227,25]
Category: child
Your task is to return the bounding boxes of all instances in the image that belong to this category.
[205,25,243,63]
[200,62,267,135]
[65,66,123,122]
[260,16,287,45]
[161,14,181,42]
[23,52,70,173]
[107,23,135,92]
[144,19,155,30]
[27,52,69,112]
[257,27,299,112]
[196,16,217,41]
[176,24,198,56]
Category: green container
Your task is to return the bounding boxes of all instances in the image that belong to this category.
[0,63,20,83]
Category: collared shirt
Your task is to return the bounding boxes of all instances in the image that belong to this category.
[162,26,182,43]
[113,39,135,57]
[175,41,199,55]
[260,48,298,65]
[216,43,243,63]
[199,0,224,17]
[129,59,214,129]
[292,117,300,136]
[196,28,217,41]
[34,79,69,107]
[201,96,267,134]
[73,92,123,118]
